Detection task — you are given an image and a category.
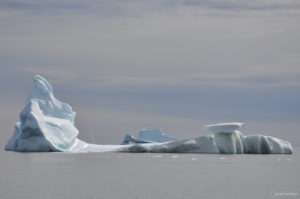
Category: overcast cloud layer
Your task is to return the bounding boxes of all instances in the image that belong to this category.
[0,0,299,146]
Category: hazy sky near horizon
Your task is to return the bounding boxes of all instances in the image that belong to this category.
[0,0,300,146]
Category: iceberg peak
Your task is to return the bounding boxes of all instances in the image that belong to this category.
[31,75,53,98]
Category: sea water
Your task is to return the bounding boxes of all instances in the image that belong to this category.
[0,148,299,199]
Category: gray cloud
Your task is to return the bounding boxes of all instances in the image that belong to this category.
[1,0,300,145]
[2,0,300,15]
[182,0,300,11]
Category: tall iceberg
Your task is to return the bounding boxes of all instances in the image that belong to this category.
[5,75,79,152]
[5,75,293,154]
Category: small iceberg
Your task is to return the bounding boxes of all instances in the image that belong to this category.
[5,75,293,154]
[121,128,176,144]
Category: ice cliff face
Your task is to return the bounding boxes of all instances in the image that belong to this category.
[5,75,293,154]
[204,123,293,154]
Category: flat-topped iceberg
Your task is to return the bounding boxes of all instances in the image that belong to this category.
[121,128,176,144]
[5,75,293,154]
[138,128,177,143]
[203,123,293,154]
[204,123,245,134]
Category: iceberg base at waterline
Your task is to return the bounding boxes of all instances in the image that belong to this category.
[5,75,293,154]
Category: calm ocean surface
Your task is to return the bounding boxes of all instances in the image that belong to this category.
[1,148,299,199]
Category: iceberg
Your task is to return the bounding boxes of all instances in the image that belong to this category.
[121,128,176,144]
[121,134,153,145]
[4,75,129,152]
[138,128,177,143]
[125,136,219,154]
[5,75,79,152]
[203,123,293,154]
[5,75,293,154]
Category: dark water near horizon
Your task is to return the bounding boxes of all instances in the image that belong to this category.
[0,149,299,199]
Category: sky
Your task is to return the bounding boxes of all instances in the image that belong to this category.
[0,0,300,147]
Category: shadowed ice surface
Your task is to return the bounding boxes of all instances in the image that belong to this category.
[0,148,299,199]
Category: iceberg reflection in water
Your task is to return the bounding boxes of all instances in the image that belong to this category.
[5,75,293,154]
